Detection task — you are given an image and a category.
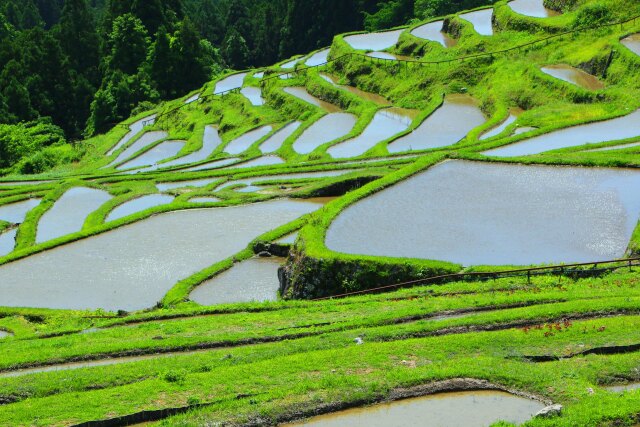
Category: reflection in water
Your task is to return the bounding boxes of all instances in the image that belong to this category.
[388,94,485,153]
[117,140,186,171]
[284,87,342,113]
[293,114,357,154]
[107,114,156,156]
[183,157,241,172]
[605,382,640,392]
[260,122,302,153]
[224,126,274,155]
[241,86,264,106]
[326,160,640,266]
[0,229,17,257]
[214,73,247,93]
[106,194,174,222]
[483,109,640,156]
[480,111,520,140]
[232,156,286,169]
[157,178,220,192]
[286,391,544,427]
[0,199,326,311]
[541,64,604,90]
[621,34,640,56]
[460,9,494,35]
[156,126,223,170]
[107,131,168,168]
[411,21,457,47]
[509,0,560,17]
[344,30,403,51]
[184,93,200,104]
[37,187,112,243]
[0,198,41,223]
[190,257,284,305]
[320,74,390,105]
[190,197,221,203]
[306,49,330,66]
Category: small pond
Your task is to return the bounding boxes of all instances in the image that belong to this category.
[344,30,403,51]
[460,9,494,36]
[260,122,302,153]
[224,126,274,155]
[326,160,640,266]
[190,257,285,305]
[411,21,457,47]
[541,64,604,90]
[285,390,545,427]
[106,194,175,222]
[293,114,357,154]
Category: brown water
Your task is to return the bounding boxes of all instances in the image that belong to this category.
[106,114,157,156]
[241,87,264,106]
[460,9,494,36]
[0,199,326,311]
[622,34,640,56]
[106,195,175,222]
[214,72,247,93]
[293,114,357,154]
[344,30,403,51]
[0,228,17,257]
[0,198,41,224]
[306,49,330,66]
[183,157,241,172]
[283,87,342,113]
[480,112,519,141]
[509,0,560,17]
[224,126,274,155]
[107,131,169,168]
[232,156,286,169]
[328,110,411,158]
[541,64,604,90]
[320,74,391,106]
[190,257,285,305]
[483,109,640,157]
[260,122,302,153]
[606,382,640,392]
[388,94,485,153]
[117,140,186,171]
[156,178,220,192]
[411,21,457,47]
[326,160,640,266]
[285,390,544,427]
[156,126,222,169]
[36,187,113,243]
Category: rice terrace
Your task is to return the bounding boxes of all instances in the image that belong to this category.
[0,0,640,425]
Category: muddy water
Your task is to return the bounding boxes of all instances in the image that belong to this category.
[0,198,41,223]
[108,131,169,168]
[241,87,264,106]
[36,188,112,244]
[0,229,17,257]
[326,160,640,266]
[224,126,274,155]
[411,21,457,47]
[190,197,220,203]
[156,126,222,170]
[622,34,640,56]
[606,382,640,392]
[320,74,390,106]
[184,93,200,104]
[190,257,285,305]
[388,94,485,153]
[460,9,494,36]
[214,73,247,93]
[0,199,326,311]
[117,140,186,171]
[509,0,560,17]
[260,122,302,153]
[293,114,357,154]
[480,112,519,140]
[328,110,411,158]
[106,195,174,222]
[233,156,286,169]
[306,49,330,66]
[541,64,604,90]
[107,114,156,156]
[156,178,219,192]
[286,391,544,427]
[284,87,341,113]
[483,109,640,157]
[183,157,241,172]
[344,30,403,51]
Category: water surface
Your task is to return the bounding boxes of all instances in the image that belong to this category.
[0,198,41,223]
[155,126,222,169]
[293,114,357,154]
[0,229,17,257]
[320,74,390,105]
[388,95,485,153]
[509,0,560,17]
[541,65,604,90]
[184,93,200,104]
[253,71,265,78]
[260,122,302,153]
[286,390,544,427]
[233,156,286,169]
[460,9,494,35]
[283,87,341,113]
[621,34,640,56]
[411,21,457,47]
[326,160,640,266]
[190,257,284,305]
[328,110,411,158]
[483,109,640,156]
[190,197,221,203]
[217,170,356,192]
[480,112,519,140]
[306,49,330,66]
[344,30,403,51]
[214,73,247,93]
[0,200,325,310]
[106,195,174,222]
[224,126,274,154]
[276,231,298,244]
[117,140,185,171]
[36,187,112,243]
[183,157,241,172]
[107,131,169,168]
[605,382,640,392]
[241,87,264,106]
[157,178,220,192]
[588,141,640,152]
[107,114,156,156]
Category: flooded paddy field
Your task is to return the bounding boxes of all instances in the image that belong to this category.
[343,30,403,51]
[509,0,560,17]
[260,122,301,153]
[411,20,457,47]
[106,194,175,222]
[107,131,169,168]
[224,126,274,155]
[460,9,494,35]
[541,64,604,90]
[107,114,156,156]
[117,140,186,171]
[283,87,342,113]
[293,113,357,154]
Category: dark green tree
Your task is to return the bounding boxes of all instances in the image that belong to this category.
[106,13,149,74]
[222,27,249,69]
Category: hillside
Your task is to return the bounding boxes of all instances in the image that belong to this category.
[0,0,639,425]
